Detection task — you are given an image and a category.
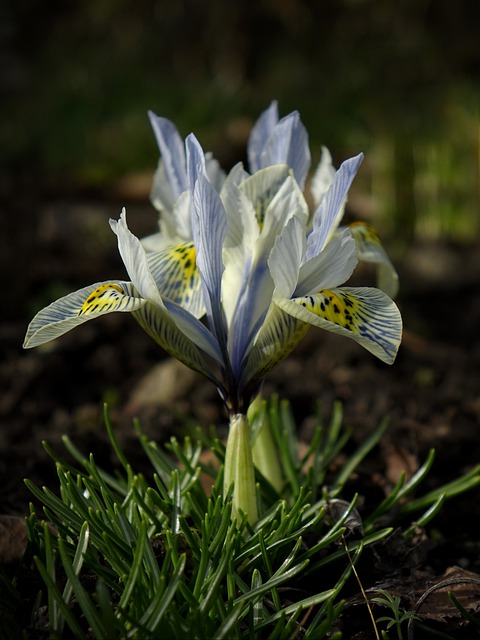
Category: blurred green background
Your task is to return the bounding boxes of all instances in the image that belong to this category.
[1,0,479,243]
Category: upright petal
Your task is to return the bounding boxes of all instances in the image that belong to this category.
[205,152,226,192]
[23,280,146,348]
[240,165,292,229]
[295,228,358,296]
[221,178,259,325]
[304,153,364,261]
[150,158,177,214]
[260,174,309,250]
[192,173,228,342]
[221,161,250,190]
[310,146,336,208]
[110,209,162,305]
[276,287,402,364]
[259,111,311,189]
[148,111,188,202]
[268,216,305,299]
[109,209,221,364]
[186,133,207,194]
[247,101,279,173]
[143,191,192,251]
[228,171,308,374]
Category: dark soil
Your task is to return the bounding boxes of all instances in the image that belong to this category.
[2,192,480,637]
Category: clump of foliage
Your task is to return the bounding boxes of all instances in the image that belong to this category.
[2,399,479,639]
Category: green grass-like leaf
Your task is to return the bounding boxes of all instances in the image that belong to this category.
[6,398,479,638]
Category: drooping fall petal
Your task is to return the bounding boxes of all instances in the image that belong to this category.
[276,287,402,364]
[23,281,144,349]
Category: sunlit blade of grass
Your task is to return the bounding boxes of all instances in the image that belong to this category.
[19,396,480,638]
[134,421,177,485]
[169,469,182,535]
[249,568,265,633]
[117,518,148,612]
[404,494,445,538]
[308,527,394,573]
[308,402,351,499]
[167,436,203,484]
[61,434,130,495]
[61,521,90,618]
[134,554,186,635]
[25,479,85,533]
[199,527,237,616]
[365,449,436,528]
[57,534,108,639]
[254,587,337,633]
[235,558,310,607]
[258,530,282,611]
[33,553,86,639]
[43,521,59,634]
[103,403,130,470]
[215,603,244,640]
[398,464,480,515]
[131,483,168,530]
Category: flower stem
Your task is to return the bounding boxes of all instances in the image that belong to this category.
[224,413,259,524]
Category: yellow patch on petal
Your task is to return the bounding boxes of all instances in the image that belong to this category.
[253,190,275,229]
[295,289,364,334]
[148,242,202,313]
[79,284,125,315]
[349,220,381,243]
[167,243,197,292]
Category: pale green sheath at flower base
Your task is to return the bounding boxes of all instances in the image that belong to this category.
[24,103,402,524]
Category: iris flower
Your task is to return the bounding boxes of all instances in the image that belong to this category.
[24,105,402,522]
[146,101,398,298]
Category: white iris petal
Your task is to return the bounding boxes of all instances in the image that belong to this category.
[268,216,305,300]
[23,281,144,348]
[247,100,279,173]
[148,111,188,205]
[259,111,311,189]
[110,209,163,306]
[221,180,259,326]
[309,146,336,208]
[24,102,402,419]
[276,287,402,365]
[192,174,227,322]
[304,153,364,261]
[296,228,358,296]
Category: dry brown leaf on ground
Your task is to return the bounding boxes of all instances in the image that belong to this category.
[0,515,28,564]
[412,565,480,626]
